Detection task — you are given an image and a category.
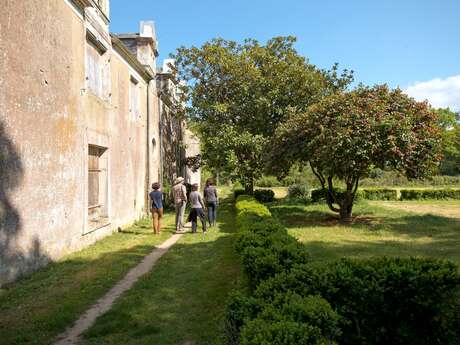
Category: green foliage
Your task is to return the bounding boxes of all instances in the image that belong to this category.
[361,188,398,200]
[255,258,460,345]
[234,189,247,199]
[400,188,460,200]
[174,37,352,192]
[234,196,309,287]
[271,85,443,219]
[229,197,460,345]
[239,293,341,345]
[253,189,275,203]
[287,184,310,198]
[256,175,284,187]
[310,188,363,203]
[439,124,460,176]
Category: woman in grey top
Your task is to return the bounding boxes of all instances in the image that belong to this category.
[187,183,207,233]
[204,179,218,227]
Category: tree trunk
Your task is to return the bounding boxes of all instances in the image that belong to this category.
[339,193,354,221]
[244,179,254,195]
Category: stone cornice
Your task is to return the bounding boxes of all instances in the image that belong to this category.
[111,35,154,82]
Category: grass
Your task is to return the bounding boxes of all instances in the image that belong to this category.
[82,193,241,345]
[270,199,460,265]
[0,213,176,345]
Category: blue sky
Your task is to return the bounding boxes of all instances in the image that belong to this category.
[110,0,460,110]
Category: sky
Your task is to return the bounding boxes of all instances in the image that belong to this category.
[110,0,460,111]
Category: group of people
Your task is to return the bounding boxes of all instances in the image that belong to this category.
[149,177,218,235]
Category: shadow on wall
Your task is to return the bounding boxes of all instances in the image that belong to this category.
[0,120,49,286]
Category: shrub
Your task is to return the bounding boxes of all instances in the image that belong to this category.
[256,175,283,187]
[254,189,275,203]
[400,188,460,200]
[255,257,460,345]
[311,188,363,203]
[287,184,309,199]
[361,188,398,200]
[234,189,247,199]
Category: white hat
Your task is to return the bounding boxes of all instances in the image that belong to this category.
[174,177,184,185]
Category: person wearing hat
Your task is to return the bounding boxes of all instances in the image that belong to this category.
[173,176,187,233]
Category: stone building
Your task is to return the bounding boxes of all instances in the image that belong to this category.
[0,0,197,286]
[157,59,201,193]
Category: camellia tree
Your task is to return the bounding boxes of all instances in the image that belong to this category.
[270,85,442,220]
[173,37,352,193]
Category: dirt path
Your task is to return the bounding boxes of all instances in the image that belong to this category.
[53,233,183,345]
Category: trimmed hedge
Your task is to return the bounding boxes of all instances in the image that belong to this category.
[309,187,460,201]
[254,258,460,345]
[253,189,275,203]
[234,189,247,199]
[287,184,309,199]
[400,188,460,200]
[310,188,363,203]
[362,188,398,200]
[234,196,309,287]
[226,197,460,345]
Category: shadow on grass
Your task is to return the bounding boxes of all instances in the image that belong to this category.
[81,198,241,345]
[270,200,460,264]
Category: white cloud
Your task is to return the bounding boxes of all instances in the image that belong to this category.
[405,75,460,111]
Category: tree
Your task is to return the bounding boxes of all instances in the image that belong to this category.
[435,108,460,175]
[270,85,442,220]
[173,37,352,193]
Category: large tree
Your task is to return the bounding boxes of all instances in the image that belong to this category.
[271,85,442,220]
[173,37,352,193]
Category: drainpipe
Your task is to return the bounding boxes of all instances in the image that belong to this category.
[158,89,164,189]
[146,79,152,215]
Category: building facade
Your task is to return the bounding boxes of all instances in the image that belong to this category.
[0,0,181,285]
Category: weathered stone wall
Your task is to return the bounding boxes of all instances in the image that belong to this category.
[0,0,160,285]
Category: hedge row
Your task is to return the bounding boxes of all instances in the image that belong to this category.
[234,189,275,203]
[294,187,460,201]
[400,188,460,200]
[226,196,460,345]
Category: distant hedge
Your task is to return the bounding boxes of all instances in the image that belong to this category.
[400,188,460,200]
[253,189,275,203]
[226,196,460,345]
[308,187,460,202]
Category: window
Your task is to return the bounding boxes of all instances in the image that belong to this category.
[88,145,109,231]
[86,36,110,100]
[129,76,140,119]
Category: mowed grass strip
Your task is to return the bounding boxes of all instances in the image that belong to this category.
[82,196,241,345]
[270,200,460,265]
[0,214,175,345]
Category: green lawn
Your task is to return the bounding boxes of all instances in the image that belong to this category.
[81,195,241,345]
[270,199,460,265]
[0,214,176,345]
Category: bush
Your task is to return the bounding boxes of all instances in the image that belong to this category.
[400,188,460,200]
[255,257,460,345]
[235,196,309,287]
[361,188,398,200]
[256,175,283,187]
[311,188,363,203]
[254,189,275,203]
[239,294,341,345]
[234,189,247,199]
[287,184,309,199]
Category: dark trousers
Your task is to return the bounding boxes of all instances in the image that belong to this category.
[188,208,207,233]
[207,201,217,225]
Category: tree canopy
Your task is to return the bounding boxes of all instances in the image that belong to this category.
[173,36,352,192]
[270,85,442,219]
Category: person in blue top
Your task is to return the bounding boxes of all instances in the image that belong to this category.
[149,182,163,235]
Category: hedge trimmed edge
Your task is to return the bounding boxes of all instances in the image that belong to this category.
[226,196,460,345]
